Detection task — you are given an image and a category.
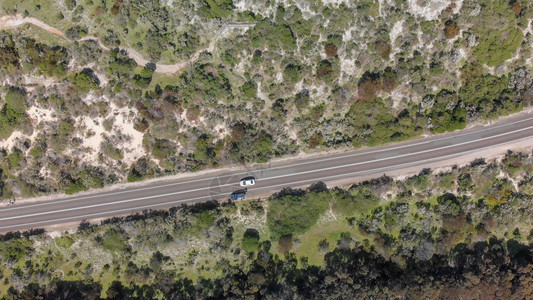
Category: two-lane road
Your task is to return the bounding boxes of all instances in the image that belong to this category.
[1,113,533,232]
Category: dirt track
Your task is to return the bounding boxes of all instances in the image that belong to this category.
[0,14,254,74]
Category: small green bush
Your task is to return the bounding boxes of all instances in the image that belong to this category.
[73,71,99,93]
[65,179,88,195]
[267,192,329,238]
[283,64,303,84]
[242,229,260,253]
[240,81,257,98]
[99,228,130,252]
[196,210,215,230]
[55,236,75,248]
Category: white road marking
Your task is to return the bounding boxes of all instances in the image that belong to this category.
[1,125,532,223]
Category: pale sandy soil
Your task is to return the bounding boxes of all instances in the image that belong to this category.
[389,20,405,61]
[407,0,451,20]
[112,105,147,165]
[452,0,465,14]
[26,105,58,125]
[319,0,350,6]
[1,103,57,151]
[1,131,26,151]
[70,102,146,166]
[77,115,106,164]
[0,14,65,38]
[22,75,58,89]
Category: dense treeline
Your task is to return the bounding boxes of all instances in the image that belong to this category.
[6,237,533,299]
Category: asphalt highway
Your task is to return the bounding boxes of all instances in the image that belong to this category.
[1,113,533,232]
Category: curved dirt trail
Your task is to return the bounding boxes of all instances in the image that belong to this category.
[0,14,254,75]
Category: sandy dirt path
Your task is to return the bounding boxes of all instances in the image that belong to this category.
[0,14,253,75]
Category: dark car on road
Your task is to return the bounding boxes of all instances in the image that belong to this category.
[231,188,247,201]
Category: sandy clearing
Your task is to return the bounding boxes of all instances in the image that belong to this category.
[23,75,57,89]
[112,105,146,165]
[26,105,58,124]
[67,102,146,166]
[407,0,450,20]
[0,131,25,150]
[78,115,106,164]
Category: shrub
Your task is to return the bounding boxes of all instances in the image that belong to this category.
[511,1,522,15]
[199,0,234,19]
[283,64,303,84]
[250,20,296,51]
[471,0,523,67]
[240,81,257,98]
[133,66,154,88]
[39,46,68,78]
[6,149,24,169]
[293,89,310,112]
[278,235,293,254]
[474,28,522,66]
[127,158,157,182]
[375,41,391,58]
[99,228,130,252]
[194,134,216,166]
[0,90,28,139]
[242,229,260,253]
[357,70,397,101]
[196,210,216,230]
[65,179,88,195]
[444,20,460,39]
[267,192,329,238]
[101,141,124,161]
[55,236,75,248]
[5,88,27,112]
[73,70,99,93]
[65,25,88,40]
[316,59,333,82]
[318,239,330,253]
[324,44,338,57]
[308,132,322,148]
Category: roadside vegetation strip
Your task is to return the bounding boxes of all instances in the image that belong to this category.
[0,193,221,231]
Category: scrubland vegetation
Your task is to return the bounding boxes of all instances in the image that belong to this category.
[1,151,533,298]
[0,0,532,199]
[0,0,533,297]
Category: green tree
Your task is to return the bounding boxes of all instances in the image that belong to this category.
[73,70,99,93]
[194,135,216,166]
[283,64,303,84]
[242,229,260,252]
[240,81,257,98]
[267,192,329,238]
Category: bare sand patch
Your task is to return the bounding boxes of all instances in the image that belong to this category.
[407,0,451,20]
